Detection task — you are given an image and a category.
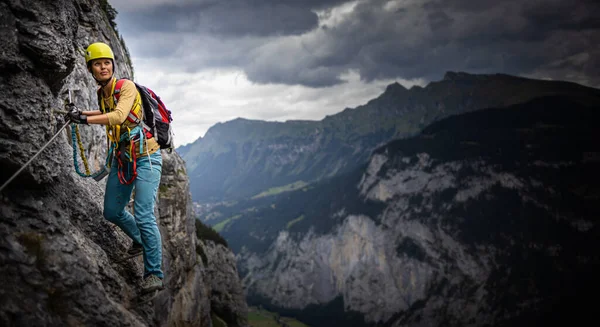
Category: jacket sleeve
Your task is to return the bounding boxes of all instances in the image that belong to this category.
[106,80,137,126]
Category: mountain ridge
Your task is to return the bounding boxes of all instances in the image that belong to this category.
[185,71,600,147]
[180,71,600,202]
[202,94,600,327]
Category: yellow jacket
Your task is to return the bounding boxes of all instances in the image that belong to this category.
[99,78,160,157]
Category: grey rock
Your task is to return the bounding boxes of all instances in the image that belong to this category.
[0,1,248,326]
[236,97,600,326]
[203,241,249,327]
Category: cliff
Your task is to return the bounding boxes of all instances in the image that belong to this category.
[0,1,247,326]
[209,96,599,326]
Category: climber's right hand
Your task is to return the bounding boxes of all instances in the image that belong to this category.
[66,104,88,125]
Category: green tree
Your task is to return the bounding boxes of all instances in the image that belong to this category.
[100,0,118,30]
[195,219,229,248]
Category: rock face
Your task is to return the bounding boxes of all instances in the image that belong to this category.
[0,1,247,326]
[203,241,249,327]
[215,96,599,326]
[155,152,212,326]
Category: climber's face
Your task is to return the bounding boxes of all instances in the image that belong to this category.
[90,58,113,83]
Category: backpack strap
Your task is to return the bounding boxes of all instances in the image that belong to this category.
[113,78,144,125]
[113,79,127,101]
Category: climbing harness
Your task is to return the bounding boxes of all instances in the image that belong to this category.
[98,79,151,185]
[74,125,148,186]
[70,123,149,185]
[114,126,148,185]
[0,120,71,193]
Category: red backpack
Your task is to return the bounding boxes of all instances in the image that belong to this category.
[114,79,175,152]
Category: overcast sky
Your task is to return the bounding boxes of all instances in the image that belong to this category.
[110,0,599,146]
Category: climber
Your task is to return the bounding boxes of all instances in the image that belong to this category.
[66,42,164,294]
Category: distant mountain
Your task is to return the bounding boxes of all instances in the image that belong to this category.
[201,95,600,326]
[180,72,600,202]
[175,141,194,158]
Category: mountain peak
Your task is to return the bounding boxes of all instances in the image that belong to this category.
[383,82,408,94]
[443,71,477,81]
[442,71,533,83]
[220,117,254,126]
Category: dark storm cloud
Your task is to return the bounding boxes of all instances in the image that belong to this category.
[318,0,600,86]
[114,0,600,88]
[427,11,454,31]
[115,0,348,37]
[114,0,336,63]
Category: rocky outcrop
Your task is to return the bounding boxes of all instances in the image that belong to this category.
[231,96,599,326]
[203,241,249,327]
[155,152,212,326]
[0,1,247,326]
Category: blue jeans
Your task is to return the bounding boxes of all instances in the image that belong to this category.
[103,150,163,279]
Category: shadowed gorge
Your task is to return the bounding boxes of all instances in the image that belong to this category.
[199,94,600,326]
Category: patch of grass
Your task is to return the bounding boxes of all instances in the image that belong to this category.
[212,311,228,327]
[17,232,46,269]
[282,318,310,327]
[212,219,231,233]
[212,214,241,233]
[251,181,308,199]
[248,296,367,327]
[248,307,310,327]
[159,184,170,195]
[286,215,305,229]
[17,232,44,258]
[248,310,280,327]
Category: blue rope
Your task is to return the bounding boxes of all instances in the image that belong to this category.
[71,123,113,178]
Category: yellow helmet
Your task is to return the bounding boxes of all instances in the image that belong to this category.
[85,42,114,63]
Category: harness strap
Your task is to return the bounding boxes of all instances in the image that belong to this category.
[114,125,146,185]
[113,79,126,104]
[117,137,137,185]
[115,79,154,139]
[99,80,121,146]
[127,111,141,124]
[137,127,144,155]
[107,79,150,185]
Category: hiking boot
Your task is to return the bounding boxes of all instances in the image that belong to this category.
[141,274,164,294]
[127,242,143,256]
